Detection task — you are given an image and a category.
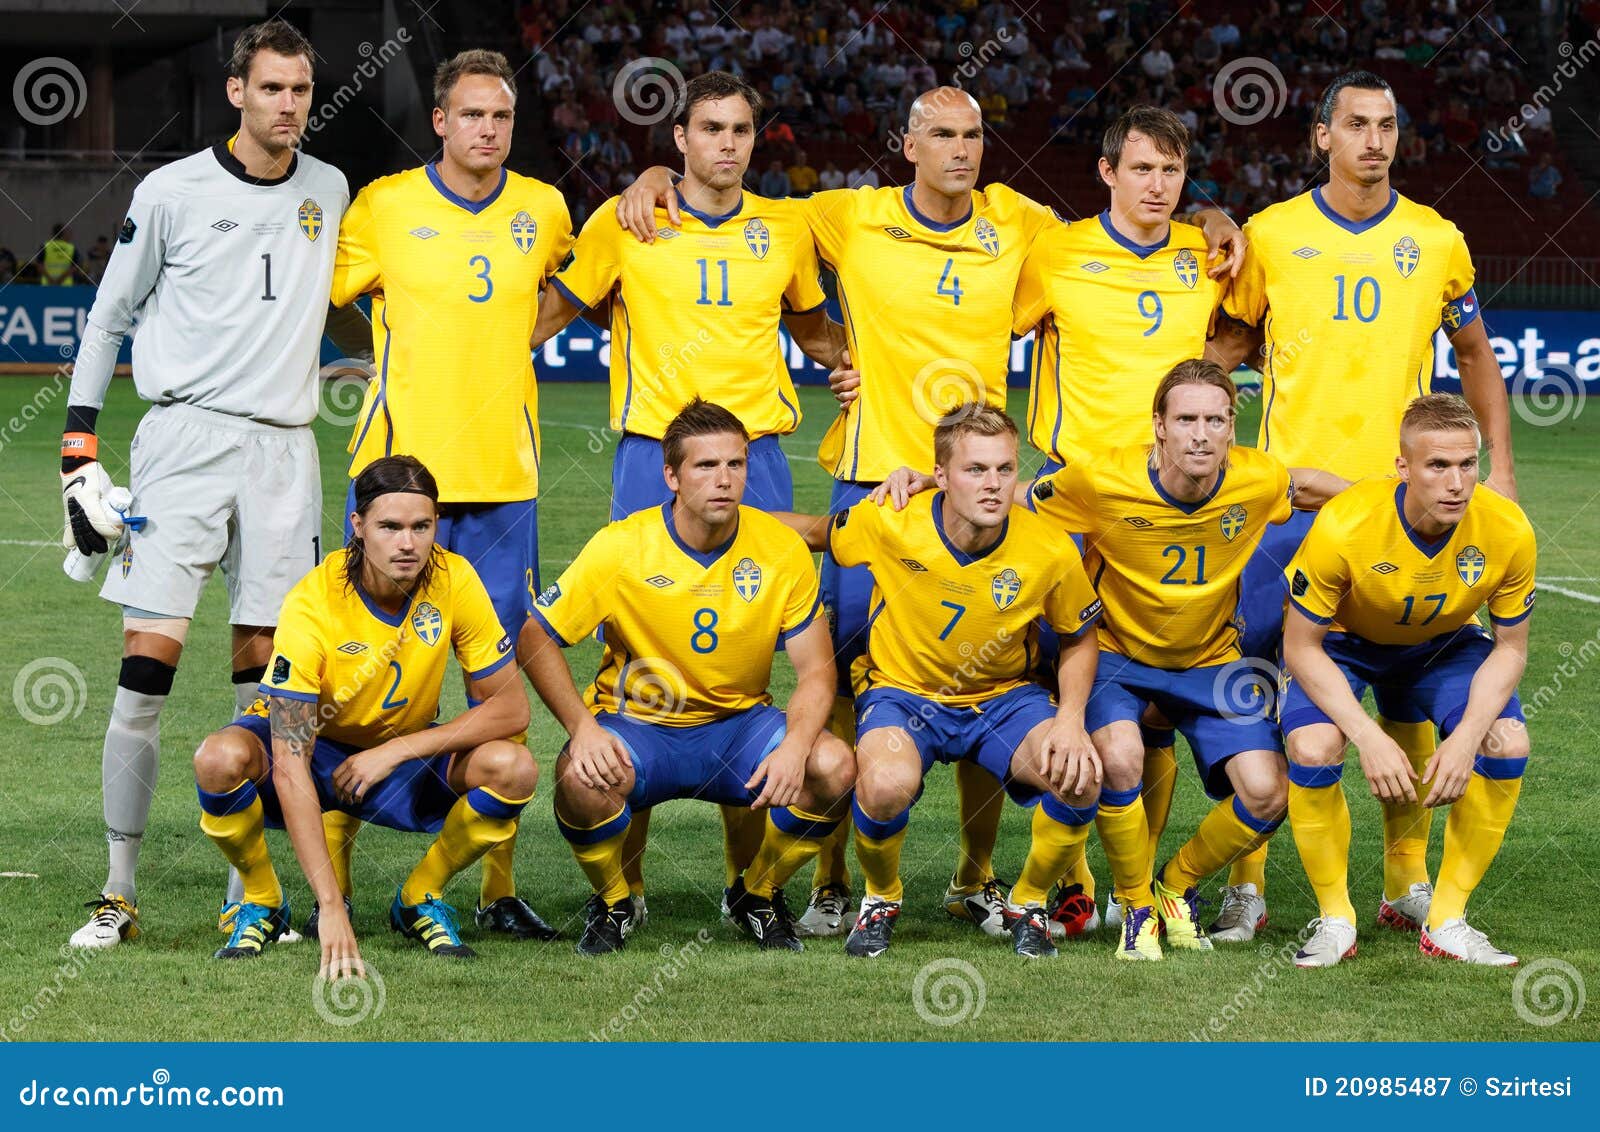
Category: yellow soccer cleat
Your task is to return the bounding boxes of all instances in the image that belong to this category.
[1114,902,1163,961]
[1153,876,1214,952]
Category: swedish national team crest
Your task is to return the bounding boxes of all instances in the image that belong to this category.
[1456,544,1486,586]
[733,557,762,602]
[743,218,770,260]
[297,198,323,241]
[1219,503,1247,542]
[1393,235,1420,278]
[511,211,538,254]
[992,568,1021,610]
[411,601,443,646]
[1173,248,1199,289]
[975,217,1000,257]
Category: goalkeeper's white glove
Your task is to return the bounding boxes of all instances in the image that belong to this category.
[61,460,127,554]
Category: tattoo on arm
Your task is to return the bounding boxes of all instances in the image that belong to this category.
[269,697,318,760]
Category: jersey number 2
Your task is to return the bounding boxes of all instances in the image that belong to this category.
[381,661,410,710]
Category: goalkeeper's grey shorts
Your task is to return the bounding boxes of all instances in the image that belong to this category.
[100,402,322,626]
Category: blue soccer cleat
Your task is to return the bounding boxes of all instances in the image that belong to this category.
[213,901,292,959]
[389,890,476,958]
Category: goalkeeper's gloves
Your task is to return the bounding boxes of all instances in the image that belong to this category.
[61,459,127,555]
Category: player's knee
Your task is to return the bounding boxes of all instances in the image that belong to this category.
[808,733,856,799]
[855,762,919,823]
[1095,732,1145,789]
[1052,782,1099,811]
[479,740,538,798]
[1482,719,1530,763]
[193,728,255,790]
[1236,776,1288,822]
[1285,725,1345,767]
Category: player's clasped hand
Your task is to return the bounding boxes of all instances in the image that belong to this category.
[746,737,807,809]
[828,352,860,406]
[317,900,364,982]
[567,718,631,790]
[1421,733,1475,808]
[1040,721,1101,796]
[331,744,405,805]
[1356,730,1420,803]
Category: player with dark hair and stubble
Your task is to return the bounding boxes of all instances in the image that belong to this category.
[1211,71,1518,951]
[529,72,848,930]
[61,18,372,950]
[327,49,573,943]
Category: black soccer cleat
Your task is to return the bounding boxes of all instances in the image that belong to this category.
[726,878,804,951]
[576,894,631,957]
[304,895,354,941]
[475,895,561,941]
[844,898,900,958]
[1010,904,1059,959]
[389,890,476,959]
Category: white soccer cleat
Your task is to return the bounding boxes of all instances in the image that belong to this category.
[69,894,139,949]
[626,894,649,933]
[1377,881,1432,932]
[1294,916,1358,968]
[795,883,850,938]
[942,876,1011,938]
[1104,894,1124,930]
[1419,918,1518,966]
[1208,883,1269,943]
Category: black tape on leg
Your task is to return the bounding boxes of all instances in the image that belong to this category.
[119,655,177,697]
[231,665,267,686]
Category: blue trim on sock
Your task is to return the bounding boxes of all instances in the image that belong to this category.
[1101,783,1142,807]
[1231,793,1283,834]
[557,803,632,846]
[1042,794,1098,826]
[196,780,257,817]
[851,797,910,840]
[771,806,840,840]
[1473,754,1528,780]
[466,786,527,821]
[1287,762,1344,788]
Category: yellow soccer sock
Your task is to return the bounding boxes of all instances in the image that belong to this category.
[620,807,650,895]
[744,808,841,899]
[321,809,361,899]
[1095,787,1154,908]
[197,780,281,907]
[478,828,518,906]
[1287,764,1357,922]
[811,696,857,889]
[402,788,529,907]
[1227,842,1269,894]
[852,799,909,903]
[1379,715,1435,900]
[1062,845,1096,901]
[1430,768,1523,927]
[559,804,633,907]
[1164,796,1280,893]
[1013,798,1096,907]
[953,758,1004,889]
[721,804,768,889]
[1142,743,1178,867]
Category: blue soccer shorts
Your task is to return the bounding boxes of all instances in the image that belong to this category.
[820,479,878,696]
[610,433,794,520]
[595,703,789,810]
[1236,507,1315,663]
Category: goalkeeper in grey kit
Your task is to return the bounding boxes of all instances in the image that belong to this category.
[58,18,371,949]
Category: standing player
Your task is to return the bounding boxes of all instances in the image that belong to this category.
[1218,72,1518,938]
[530,72,846,921]
[194,456,536,969]
[777,406,1105,959]
[521,401,854,955]
[60,20,361,949]
[620,87,1241,938]
[1282,395,1533,967]
[329,50,570,940]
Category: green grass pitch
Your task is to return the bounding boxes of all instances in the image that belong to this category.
[0,375,1595,1042]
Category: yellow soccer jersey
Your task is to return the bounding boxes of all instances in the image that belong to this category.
[333,165,573,502]
[827,492,1102,705]
[1014,213,1225,463]
[261,549,514,750]
[531,504,820,726]
[801,184,1056,482]
[552,191,824,440]
[1032,445,1292,668]
[1224,188,1478,481]
[1287,478,1536,645]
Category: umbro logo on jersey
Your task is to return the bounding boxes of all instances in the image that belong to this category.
[655,228,679,240]
[336,641,368,655]
[409,227,439,240]
[1080,261,1109,274]
[884,226,912,240]
[1371,561,1399,574]
[646,575,674,588]
[1123,516,1153,528]
[211,219,238,232]
[900,558,928,572]
[1292,246,1320,259]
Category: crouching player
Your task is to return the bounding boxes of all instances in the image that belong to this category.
[523,400,854,955]
[1283,394,1534,968]
[192,456,536,972]
[1028,361,1343,958]
[779,405,1105,959]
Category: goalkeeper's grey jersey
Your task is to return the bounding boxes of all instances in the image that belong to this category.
[69,142,349,427]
